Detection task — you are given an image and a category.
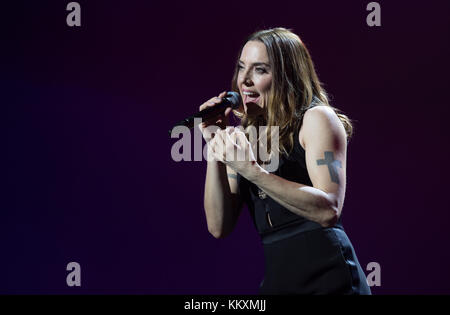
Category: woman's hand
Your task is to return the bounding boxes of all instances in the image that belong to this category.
[197,91,233,143]
[208,127,261,178]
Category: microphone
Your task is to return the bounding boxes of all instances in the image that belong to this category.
[168,91,241,136]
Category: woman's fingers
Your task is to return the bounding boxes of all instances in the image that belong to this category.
[207,139,217,161]
[225,126,235,135]
[208,127,256,164]
[198,91,231,130]
[226,129,238,148]
[224,107,232,117]
[209,130,223,159]
[199,91,226,111]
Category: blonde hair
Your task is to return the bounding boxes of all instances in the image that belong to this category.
[231,27,353,157]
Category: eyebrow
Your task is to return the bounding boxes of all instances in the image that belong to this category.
[238,60,271,68]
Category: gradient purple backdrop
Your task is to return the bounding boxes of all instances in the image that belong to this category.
[3,0,450,294]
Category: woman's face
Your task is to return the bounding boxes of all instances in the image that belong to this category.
[237,40,273,116]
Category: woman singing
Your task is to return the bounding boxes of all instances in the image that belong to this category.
[198,27,371,295]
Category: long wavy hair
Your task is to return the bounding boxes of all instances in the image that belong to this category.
[231,27,353,158]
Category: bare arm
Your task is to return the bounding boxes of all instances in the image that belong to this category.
[241,106,347,227]
[204,162,243,238]
[198,91,244,238]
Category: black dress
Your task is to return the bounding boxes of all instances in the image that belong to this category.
[236,102,371,295]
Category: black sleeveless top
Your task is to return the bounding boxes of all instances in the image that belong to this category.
[237,97,344,244]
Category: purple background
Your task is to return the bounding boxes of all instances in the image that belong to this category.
[3,0,450,294]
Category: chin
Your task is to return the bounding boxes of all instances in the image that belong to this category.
[245,102,264,116]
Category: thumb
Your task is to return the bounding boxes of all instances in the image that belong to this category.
[224,107,232,117]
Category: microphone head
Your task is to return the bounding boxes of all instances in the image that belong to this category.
[224,91,241,109]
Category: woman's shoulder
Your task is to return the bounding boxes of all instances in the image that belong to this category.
[303,104,337,122]
[299,105,344,150]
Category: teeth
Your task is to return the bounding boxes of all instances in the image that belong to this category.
[243,91,259,96]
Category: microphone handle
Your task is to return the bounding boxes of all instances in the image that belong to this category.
[169,99,236,135]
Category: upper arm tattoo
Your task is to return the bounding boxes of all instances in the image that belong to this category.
[227,173,238,180]
[316,151,342,184]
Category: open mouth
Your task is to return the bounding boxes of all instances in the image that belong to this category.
[242,91,260,104]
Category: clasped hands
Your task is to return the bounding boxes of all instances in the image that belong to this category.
[206,127,259,177]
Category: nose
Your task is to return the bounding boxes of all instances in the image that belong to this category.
[242,69,253,87]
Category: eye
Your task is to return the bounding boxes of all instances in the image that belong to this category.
[237,64,244,71]
[255,67,267,74]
